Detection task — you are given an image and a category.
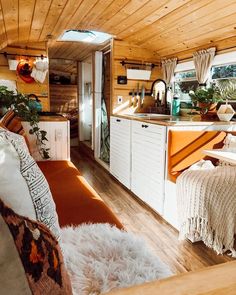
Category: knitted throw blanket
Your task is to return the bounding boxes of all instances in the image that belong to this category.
[177,163,236,257]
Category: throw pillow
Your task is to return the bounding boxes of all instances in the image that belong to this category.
[0,128,61,241]
[0,109,30,149]
[0,133,36,219]
[219,133,236,166]
[0,198,72,295]
[223,133,236,152]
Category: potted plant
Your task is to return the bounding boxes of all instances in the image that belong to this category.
[189,85,222,116]
[0,86,50,159]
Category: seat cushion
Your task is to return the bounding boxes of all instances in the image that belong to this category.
[37,160,123,229]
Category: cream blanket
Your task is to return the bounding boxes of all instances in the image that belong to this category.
[177,161,236,257]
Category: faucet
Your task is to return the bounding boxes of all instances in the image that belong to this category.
[150,79,169,114]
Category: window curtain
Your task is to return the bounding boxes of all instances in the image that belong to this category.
[193,47,216,86]
[162,58,177,86]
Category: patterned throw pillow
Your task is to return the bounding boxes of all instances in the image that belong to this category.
[0,198,72,295]
[0,128,61,241]
[0,133,36,220]
[0,109,30,149]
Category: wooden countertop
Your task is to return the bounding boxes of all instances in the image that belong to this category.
[106,261,236,295]
[112,114,236,126]
[21,115,68,122]
[38,115,68,122]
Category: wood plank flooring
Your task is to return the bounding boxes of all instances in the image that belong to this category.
[70,148,233,275]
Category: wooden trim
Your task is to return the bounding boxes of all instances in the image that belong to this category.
[106,261,236,295]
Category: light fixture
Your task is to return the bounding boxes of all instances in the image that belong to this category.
[58,30,112,44]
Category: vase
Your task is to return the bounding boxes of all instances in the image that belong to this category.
[198,102,217,118]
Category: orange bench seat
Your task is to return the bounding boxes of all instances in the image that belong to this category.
[167,130,227,183]
[38,160,123,229]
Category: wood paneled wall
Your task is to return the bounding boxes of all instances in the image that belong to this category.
[112,40,162,114]
[0,45,49,111]
[50,84,77,113]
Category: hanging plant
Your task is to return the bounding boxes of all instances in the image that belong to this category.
[0,86,50,159]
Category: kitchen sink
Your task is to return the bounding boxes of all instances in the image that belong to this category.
[124,113,172,119]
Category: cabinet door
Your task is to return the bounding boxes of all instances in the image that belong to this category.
[110,117,131,188]
[131,121,166,214]
[22,121,70,161]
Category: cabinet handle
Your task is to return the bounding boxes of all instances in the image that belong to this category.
[141,124,148,128]
[116,119,121,122]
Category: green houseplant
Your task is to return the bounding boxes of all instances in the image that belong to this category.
[215,78,236,101]
[0,86,50,159]
[189,85,222,115]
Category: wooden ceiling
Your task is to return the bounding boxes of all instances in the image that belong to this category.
[1,0,236,63]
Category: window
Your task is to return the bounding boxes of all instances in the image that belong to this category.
[211,64,236,79]
[211,64,236,100]
[174,70,198,102]
[173,51,236,102]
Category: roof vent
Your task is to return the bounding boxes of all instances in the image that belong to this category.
[58,30,112,44]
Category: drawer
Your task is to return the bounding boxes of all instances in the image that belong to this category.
[111,116,131,127]
[132,120,166,139]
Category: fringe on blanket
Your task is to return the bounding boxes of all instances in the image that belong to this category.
[179,217,236,258]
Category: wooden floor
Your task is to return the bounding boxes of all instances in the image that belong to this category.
[71,148,233,275]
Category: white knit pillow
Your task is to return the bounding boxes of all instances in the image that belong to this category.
[219,133,236,166]
[223,134,236,152]
[0,128,61,241]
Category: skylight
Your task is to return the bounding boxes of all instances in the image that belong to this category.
[59,30,112,44]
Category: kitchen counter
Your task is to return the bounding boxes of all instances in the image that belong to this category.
[112,114,236,126]
[38,115,68,122]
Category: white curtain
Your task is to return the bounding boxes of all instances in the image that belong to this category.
[162,58,177,86]
[193,47,216,85]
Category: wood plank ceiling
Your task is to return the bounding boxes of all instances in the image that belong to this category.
[1,0,236,64]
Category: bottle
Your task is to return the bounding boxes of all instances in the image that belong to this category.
[172,95,180,116]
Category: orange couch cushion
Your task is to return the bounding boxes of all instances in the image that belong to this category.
[37,160,123,229]
[168,130,227,183]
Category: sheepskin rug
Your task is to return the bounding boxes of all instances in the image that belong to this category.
[61,223,172,295]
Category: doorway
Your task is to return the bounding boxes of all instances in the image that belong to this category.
[78,56,93,149]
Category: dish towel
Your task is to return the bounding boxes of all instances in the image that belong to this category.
[31,58,48,83]
[177,160,236,257]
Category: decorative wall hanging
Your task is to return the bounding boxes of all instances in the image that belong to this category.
[17,60,35,83]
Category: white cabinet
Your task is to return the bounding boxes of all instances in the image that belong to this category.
[22,119,70,161]
[131,121,166,214]
[110,117,131,188]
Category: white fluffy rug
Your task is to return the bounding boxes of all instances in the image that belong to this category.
[61,223,172,295]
